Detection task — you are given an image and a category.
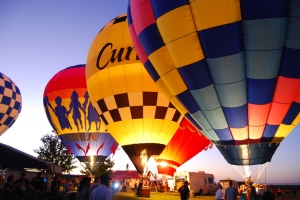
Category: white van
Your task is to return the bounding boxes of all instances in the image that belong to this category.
[174,171,217,196]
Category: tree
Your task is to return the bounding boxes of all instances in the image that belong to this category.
[34,132,77,173]
[94,157,115,177]
[80,157,115,177]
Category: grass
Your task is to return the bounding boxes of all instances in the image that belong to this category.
[112,191,300,200]
[113,191,215,200]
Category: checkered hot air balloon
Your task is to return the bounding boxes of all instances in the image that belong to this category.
[0,72,22,136]
[86,14,186,174]
[43,65,118,171]
[128,0,300,166]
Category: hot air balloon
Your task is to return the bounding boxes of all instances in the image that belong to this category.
[0,72,22,136]
[128,0,300,176]
[155,118,211,177]
[43,65,118,172]
[86,14,184,174]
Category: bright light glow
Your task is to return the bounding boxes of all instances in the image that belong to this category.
[245,166,251,179]
[232,163,268,182]
[140,149,149,168]
[114,182,120,188]
[90,156,94,163]
[160,162,167,167]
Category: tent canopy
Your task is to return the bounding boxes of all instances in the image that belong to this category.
[0,143,62,174]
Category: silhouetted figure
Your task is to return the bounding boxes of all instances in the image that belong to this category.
[51,176,60,192]
[14,172,36,198]
[44,96,59,133]
[54,96,72,130]
[31,172,45,191]
[82,92,101,131]
[178,181,190,200]
[4,175,15,199]
[68,91,85,131]
[76,177,91,200]
[249,186,259,200]
[136,182,143,196]
[262,185,275,200]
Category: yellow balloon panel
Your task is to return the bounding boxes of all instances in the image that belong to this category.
[86,15,184,165]
[106,119,178,145]
[191,0,241,31]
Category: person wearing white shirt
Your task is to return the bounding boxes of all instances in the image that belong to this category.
[89,174,112,200]
[215,184,224,200]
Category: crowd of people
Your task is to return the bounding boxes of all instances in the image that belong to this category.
[3,171,286,200]
[3,172,46,199]
[53,174,113,200]
[215,180,276,200]
[2,171,115,200]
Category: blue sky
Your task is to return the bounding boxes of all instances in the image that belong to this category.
[0,1,299,184]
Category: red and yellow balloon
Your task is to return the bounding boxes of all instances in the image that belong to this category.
[155,118,211,177]
[43,65,118,169]
[86,14,184,173]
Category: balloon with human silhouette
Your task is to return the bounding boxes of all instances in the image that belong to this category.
[43,65,118,169]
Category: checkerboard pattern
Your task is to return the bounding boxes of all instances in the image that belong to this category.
[96,91,182,126]
[0,72,22,136]
[99,13,126,33]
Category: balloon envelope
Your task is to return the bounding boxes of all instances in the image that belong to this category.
[86,14,184,173]
[0,72,22,136]
[128,1,300,165]
[43,65,118,166]
[155,118,211,177]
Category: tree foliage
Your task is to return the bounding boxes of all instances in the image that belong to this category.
[80,157,115,177]
[34,132,77,173]
[94,157,115,177]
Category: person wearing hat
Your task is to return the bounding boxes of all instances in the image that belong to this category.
[89,174,112,200]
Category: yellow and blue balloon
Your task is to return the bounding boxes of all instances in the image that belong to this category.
[128,0,300,165]
[0,72,22,136]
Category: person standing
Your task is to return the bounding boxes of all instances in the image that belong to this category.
[249,186,259,200]
[14,172,36,198]
[262,185,275,200]
[215,184,224,200]
[224,181,238,200]
[4,175,16,199]
[76,177,91,200]
[89,174,112,200]
[31,172,45,191]
[89,176,101,195]
[51,176,60,192]
[178,181,190,200]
